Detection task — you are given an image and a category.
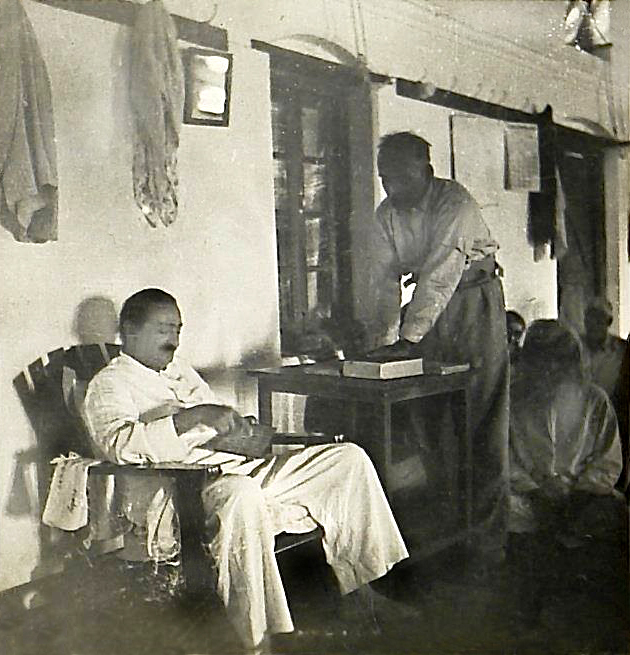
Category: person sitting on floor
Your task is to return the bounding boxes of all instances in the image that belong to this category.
[582,297,627,400]
[581,297,628,490]
[506,310,526,367]
[509,319,622,538]
[83,288,410,653]
[508,320,623,620]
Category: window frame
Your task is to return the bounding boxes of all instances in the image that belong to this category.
[267,48,359,352]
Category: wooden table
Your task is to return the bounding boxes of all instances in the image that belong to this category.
[249,365,474,555]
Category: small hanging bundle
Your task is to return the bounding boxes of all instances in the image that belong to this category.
[0,0,58,243]
[129,0,184,227]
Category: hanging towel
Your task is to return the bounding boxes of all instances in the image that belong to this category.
[0,0,58,243]
[527,106,556,260]
[130,0,184,227]
[42,452,103,531]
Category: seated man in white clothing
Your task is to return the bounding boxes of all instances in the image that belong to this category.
[508,319,624,621]
[509,319,623,537]
[83,288,409,652]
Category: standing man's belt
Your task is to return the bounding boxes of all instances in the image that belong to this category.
[456,259,502,291]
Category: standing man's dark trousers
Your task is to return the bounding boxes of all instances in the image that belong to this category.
[408,257,510,563]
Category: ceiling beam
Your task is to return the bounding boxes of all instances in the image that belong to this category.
[31,0,228,51]
[396,78,628,149]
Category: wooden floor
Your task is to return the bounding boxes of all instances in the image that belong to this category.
[1,536,628,655]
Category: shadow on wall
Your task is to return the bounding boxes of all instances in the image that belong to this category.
[73,296,119,344]
[5,296,119,581]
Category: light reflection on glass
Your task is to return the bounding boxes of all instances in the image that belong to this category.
[301,106,324,157]
[303,163,327,212]
[305,218,321,266]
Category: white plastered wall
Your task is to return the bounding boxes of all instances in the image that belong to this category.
[0,1,280,591]
[2,0,626,593]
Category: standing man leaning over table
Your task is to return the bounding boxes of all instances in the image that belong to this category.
[366,132,510,571]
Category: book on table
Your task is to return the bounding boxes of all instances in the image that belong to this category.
[341,357,470,379]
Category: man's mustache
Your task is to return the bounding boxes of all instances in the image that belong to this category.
[161,344,177,353]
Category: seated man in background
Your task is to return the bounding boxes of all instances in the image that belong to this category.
[581,297,628,490]
[613,336,629,493]
[505,310,526,367]
[83,288,409,653]
[582,297,626,398]
[508,320,624,618]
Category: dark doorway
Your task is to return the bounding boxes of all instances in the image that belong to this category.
[557,137,607,332]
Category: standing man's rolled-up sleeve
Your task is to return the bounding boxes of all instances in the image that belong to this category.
[401,191,484,343]
[401,245,467,343]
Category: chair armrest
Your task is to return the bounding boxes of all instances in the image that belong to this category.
[272,432,345,446]
[275,527,324,554]
[88,462,223,479]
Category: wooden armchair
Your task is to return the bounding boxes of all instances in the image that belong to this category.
[14,343,321,599]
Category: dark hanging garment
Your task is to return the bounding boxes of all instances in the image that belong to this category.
[0,0,58,243]
[527,106,563,261]
[130,0,184,227]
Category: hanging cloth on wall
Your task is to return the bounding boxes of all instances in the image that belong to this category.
[526,105,568,261]
[130,0,185,228]
[0,0,58,243]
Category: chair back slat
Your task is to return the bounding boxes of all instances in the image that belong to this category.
[15,344,120,462]
[28,359,47,388]
[105,343,121,361]
[66,344,119,382]
[46,348,66,373]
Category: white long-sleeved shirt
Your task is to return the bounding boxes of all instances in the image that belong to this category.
[82,353,263,560]
[83,353,250,470]
[509,377,622,532]
[582,334,627,398]
[368,177,498,346]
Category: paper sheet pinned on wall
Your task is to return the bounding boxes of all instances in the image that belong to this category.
[504,123,540,192]
[450,114,505,204]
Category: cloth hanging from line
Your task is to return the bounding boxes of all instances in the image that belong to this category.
[0,0,58,243]
[130,0,185,227]
[527,106,568,262]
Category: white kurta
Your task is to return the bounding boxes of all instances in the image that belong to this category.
[509,377,622,533]
[83,354,408,648]
[582,334,627,398]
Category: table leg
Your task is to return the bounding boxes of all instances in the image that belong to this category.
[348,401,358,440]
[464,386,473,534]
[371,400,393,498]
[258,382,273,426]
[172,470,210,599]
[447,386,473,536]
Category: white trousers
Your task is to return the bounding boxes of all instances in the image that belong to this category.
[201,443,409,649]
